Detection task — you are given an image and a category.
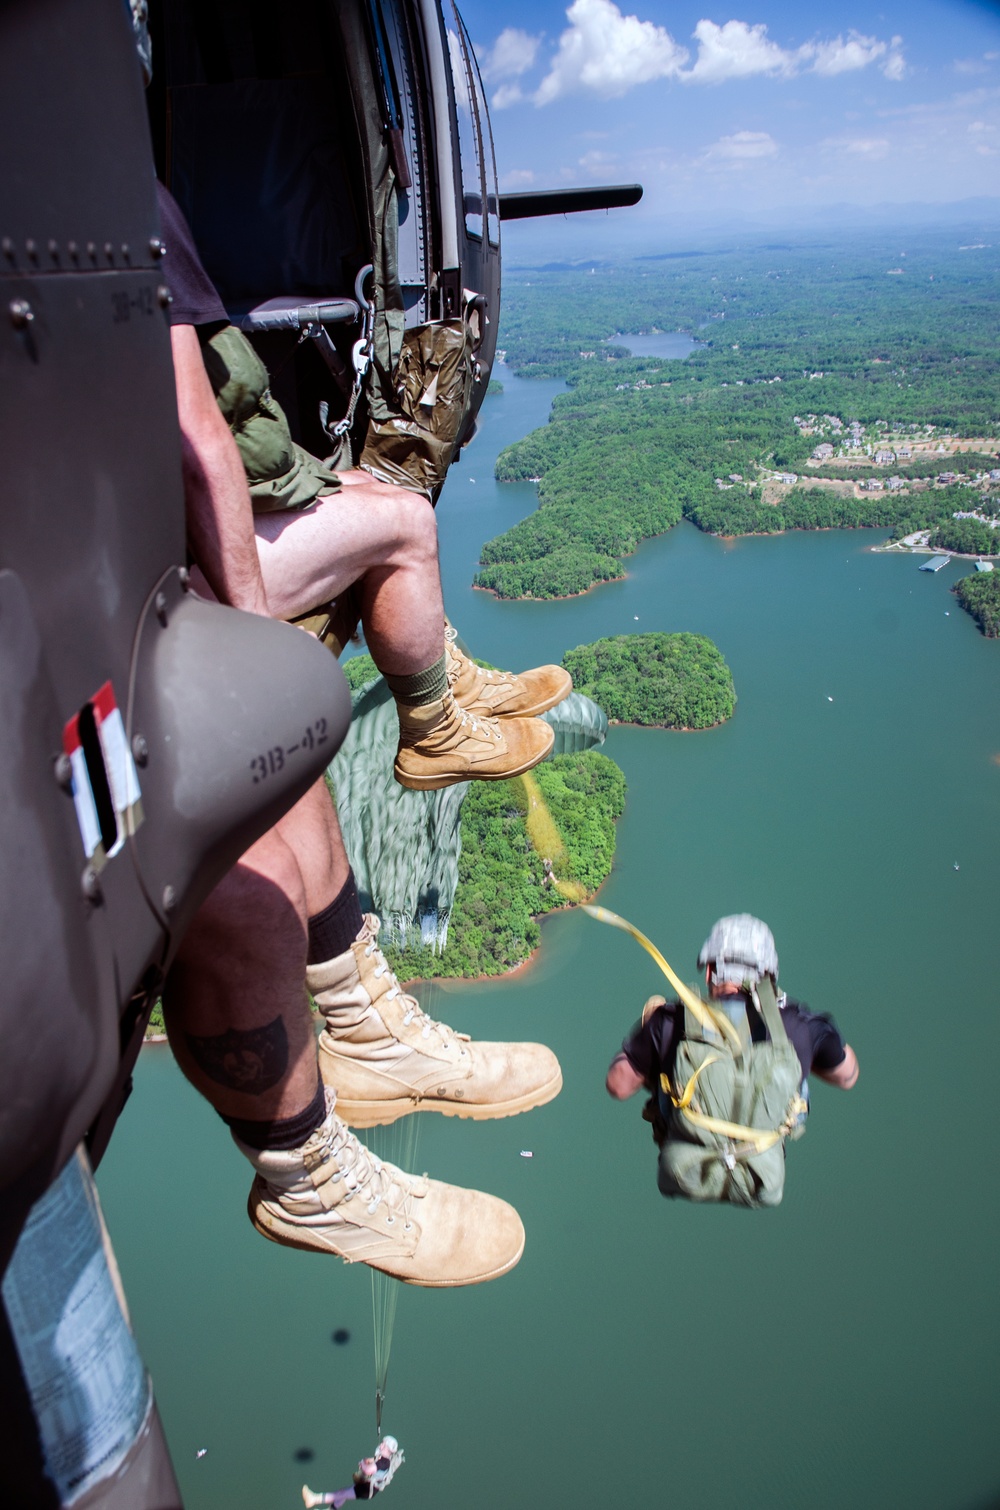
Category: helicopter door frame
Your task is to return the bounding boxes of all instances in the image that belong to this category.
[445,1,499,252]
[376,0,436,327]
[417,0,460,308]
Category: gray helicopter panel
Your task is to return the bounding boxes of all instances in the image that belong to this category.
[0,0,350,1263]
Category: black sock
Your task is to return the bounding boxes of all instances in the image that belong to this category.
[223,1079,327,1151]
[307,872,364,964]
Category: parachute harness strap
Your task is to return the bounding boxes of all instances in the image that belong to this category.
[585,906,799,1159]
[583,906,743,1053]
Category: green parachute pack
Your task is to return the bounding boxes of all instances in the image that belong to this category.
[584,907,808,1208]
[655,973,807,1208]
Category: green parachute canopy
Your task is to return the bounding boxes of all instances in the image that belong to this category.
[328,669,607,951]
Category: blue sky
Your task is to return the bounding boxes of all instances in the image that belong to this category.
[454,0,1000,226]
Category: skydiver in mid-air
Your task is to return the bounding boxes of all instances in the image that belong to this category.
[603,913,858,1206]
[302,1436,404,1506]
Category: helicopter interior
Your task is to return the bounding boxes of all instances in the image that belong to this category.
[146,0,499,469]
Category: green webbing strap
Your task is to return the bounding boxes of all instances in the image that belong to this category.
[583,906,743,1052]
[683,989,749,1058]
[753,975,788,1048]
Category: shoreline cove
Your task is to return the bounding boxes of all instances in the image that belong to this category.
[142,883,610,1045]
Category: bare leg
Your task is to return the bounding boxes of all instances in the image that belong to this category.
[253,475,444,675]
[276,777,350,916]
[162,827,318,1122]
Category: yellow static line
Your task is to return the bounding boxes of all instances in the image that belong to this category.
[520,771,566,863]
[582,905,744,1053]
[518,773,587,902]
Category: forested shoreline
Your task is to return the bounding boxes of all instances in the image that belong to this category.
[337,656,628,981]
[562,633,736,729]
[477,229,1000,606]
[383,751,627,982]
[953,572,1000,637]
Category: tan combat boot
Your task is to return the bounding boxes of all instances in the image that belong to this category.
[310,915,563,1128]
[445,625,572,719]
[394,689,553,791]
[236,1088,525,1286]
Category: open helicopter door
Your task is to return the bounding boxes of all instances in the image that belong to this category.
[0,0,350,1501]
[149,1,499,502]
[149,0,639,519]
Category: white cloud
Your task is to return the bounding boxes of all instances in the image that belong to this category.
[955,52,999,76]
[533,0,688,105]
[481,28,541,82]
[809,32,886,78]
[520,9,906,102]
[703,130,779,161]
[500,168,537,189]
[492,82,526,109]
[578,149,619,172]
[823,135,891,158]
[685,20,798,84]
[968,120,999,155]
[685,23,906,86]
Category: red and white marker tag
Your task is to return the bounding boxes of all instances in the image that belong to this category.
[62,681,143,868]
[62,714,103,865]
[91,681,144,838]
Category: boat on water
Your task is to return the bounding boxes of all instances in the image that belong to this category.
[919,555,951,572]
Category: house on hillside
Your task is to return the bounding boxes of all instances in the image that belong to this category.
[862,477,884,492]
[887,476,905,491]
[874,449,895,464]
[812,442,834,460]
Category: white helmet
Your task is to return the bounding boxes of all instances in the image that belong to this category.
[698,914,778,985]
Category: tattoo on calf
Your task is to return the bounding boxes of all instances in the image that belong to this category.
[184,1017,289,1095]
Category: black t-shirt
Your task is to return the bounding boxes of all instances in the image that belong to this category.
[156,183,229,331]
[622,993,846,1086]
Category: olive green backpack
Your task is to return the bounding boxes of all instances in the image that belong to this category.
[656,976,808,1208]
[203,325,342,513]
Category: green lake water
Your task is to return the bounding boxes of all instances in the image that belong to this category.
[98,364,1000,1510]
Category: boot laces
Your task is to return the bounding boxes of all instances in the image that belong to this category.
[362,920,466,1052]
[312,1114,416,1227]
[444,625,517,691]
[456,705,503,743]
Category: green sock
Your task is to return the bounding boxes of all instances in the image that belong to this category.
[384,653,447,707]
